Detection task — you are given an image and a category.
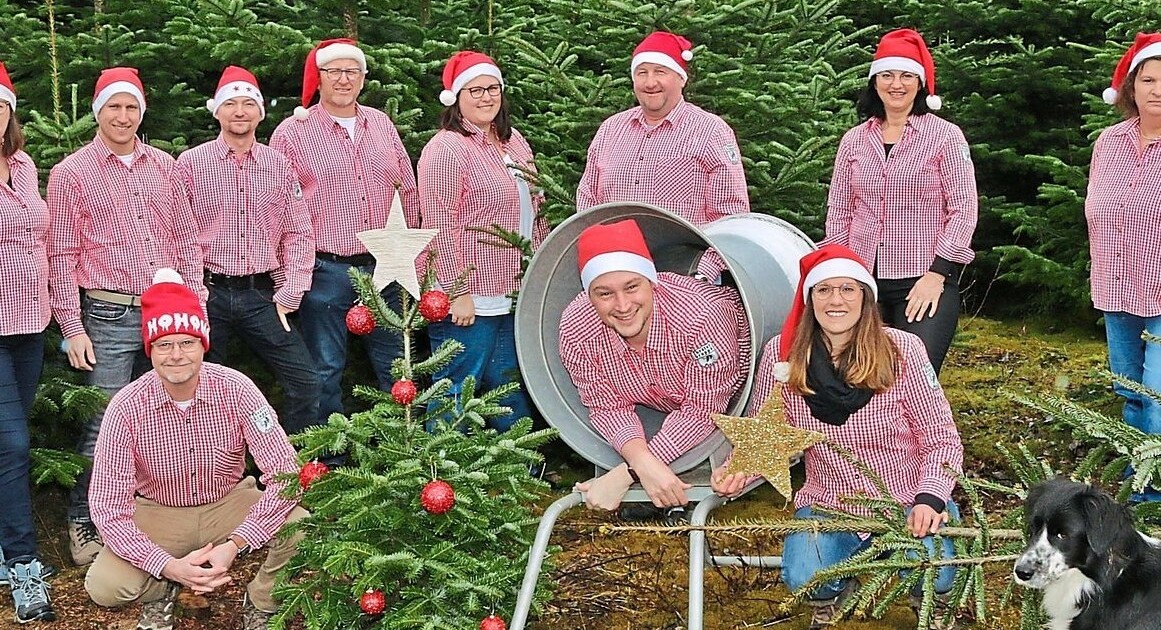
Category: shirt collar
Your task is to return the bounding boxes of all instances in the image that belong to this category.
[211,135,258,163]
[93,133,147,163]
[867,112,930,134]
[143,368,215,410]
[632,98,688,128]
[1109,117,1142,138]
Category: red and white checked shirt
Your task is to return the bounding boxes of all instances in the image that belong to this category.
[89,362,300,578]
[417,123,549,298]
[576,99,750,225]
[47,136,205,338]
[749,328,962,515]
[1086,118,1161,316]
[558,273,750,463]
[1,150,50,335]
[270,104,419,256]
[174,137,315,310]
[824,114,977,279]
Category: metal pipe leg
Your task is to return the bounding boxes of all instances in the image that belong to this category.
[510,492,585,630]
[688,493,728,630]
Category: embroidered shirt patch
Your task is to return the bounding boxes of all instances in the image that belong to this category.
[922,361,940,390]
[693,342,720,367]
[723,144,740,164]
[251,404,276,434]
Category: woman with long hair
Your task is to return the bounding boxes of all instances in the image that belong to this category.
[713,245,964,629]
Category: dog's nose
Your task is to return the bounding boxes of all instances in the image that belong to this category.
[1013,563,1035,582]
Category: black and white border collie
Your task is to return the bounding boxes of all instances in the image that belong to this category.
[1013,478,1161,629]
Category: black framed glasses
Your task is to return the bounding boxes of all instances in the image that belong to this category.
[465,84,503,99]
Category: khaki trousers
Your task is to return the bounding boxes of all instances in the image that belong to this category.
[85,477,307,613]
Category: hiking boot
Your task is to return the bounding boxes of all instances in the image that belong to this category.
[7,556,56,624]
[241,594,272,630]
[137,583,179,630]
[909,593,961,630]
[807,578,859,629]
[68,518,104,566]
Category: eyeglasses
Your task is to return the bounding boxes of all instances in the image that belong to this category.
[319,67,365,81]
[811,283,863,301]
[464,84,503,99]
[151,339,202,354]
[875,71,920,85]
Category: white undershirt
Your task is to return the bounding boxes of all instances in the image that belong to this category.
[116,153,134,167]
[331,115,357,139]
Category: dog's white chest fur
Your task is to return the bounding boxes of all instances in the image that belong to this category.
[1040,568,1094,630]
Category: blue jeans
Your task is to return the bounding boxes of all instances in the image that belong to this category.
[300,257,403,423]
[782,502,960,601]
[1104,311,1161,435]
[426,313,531,433]
[0,333,45,559]
[206,285,321,435]
[68,296,151,521]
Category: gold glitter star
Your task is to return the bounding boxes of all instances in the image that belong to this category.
[357,189,437,299]
[712,383,826,501]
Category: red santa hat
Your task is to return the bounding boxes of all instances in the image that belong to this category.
[0,61,16,110]
[1103,32,1161,104]
[439,51,503,107]
[294,38,367,121]
[631,31,694,81]
[577,219,659,292]
[141,268,210,357]
[206,65,265,118]
[92,67,146,117]
[772,244,877,381]
[869,28,942,111]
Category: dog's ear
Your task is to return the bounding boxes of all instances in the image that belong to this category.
[1024,480,1051,526]
[1080,490,1135,556]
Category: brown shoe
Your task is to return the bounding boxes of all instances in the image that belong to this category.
[807,578,859,629]
[68,518,104,566]
[909,593,961,630]
[241,594,272,630]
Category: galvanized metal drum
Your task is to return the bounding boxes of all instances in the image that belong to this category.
[516,202,814,473]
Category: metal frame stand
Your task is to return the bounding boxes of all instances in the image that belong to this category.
[510,473,781,630]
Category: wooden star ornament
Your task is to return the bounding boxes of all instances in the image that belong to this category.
[357,189,437,299]
[712,383,826,501]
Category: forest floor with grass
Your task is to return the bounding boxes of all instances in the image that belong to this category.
[0,316,1114,629]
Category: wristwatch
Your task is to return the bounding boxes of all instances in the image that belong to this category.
[228,534,252,556]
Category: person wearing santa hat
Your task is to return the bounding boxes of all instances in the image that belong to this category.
[271,39,420,431]
[576,31,749,227]
[558,219,749,515]
[85,269,305,630]
[1087,33,1161,502]
[46,66,205,567]
[173,65,320,437]
[418,51,550,432]
[711,245,963,629]
[823,28,977,375]
[0,60,56,623]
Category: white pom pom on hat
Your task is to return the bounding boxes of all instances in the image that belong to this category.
[631,31,695,81]
[438,51,503,106]
[869,29,942,111]
[152,267,184,285]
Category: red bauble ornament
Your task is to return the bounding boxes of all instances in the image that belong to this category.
[358,588,386,615]
[345,304,376,335]
[298,460,329,489]
[418,290,451,322]
[391,380,417,405]
[480,614,507,630]
[420,479,456,514]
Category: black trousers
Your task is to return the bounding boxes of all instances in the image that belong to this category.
[876,275,960,374]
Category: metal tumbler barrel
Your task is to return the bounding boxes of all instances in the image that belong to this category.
[516,203,814,473]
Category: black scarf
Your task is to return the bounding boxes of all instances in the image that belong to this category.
[803,337,874,426]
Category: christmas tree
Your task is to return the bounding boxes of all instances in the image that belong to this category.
[271,267,557,630]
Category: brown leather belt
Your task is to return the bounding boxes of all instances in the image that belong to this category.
[85,289,142,307]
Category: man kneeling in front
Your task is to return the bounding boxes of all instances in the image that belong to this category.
[84,268,306,630]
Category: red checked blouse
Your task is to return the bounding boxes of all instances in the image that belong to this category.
[1,150,50,336]
[750,328,963,516]
[558,273,750,464]
[824,114,977,278]
[270,104,420,256]
[1086,118,1161,316]
[576,100,749,225]
[47,136,205,338]
[417,122,549,300]
[174,137,315,311]
[89,363,300,578]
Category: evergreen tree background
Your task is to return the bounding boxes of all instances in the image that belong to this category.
[274,270,556,629]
